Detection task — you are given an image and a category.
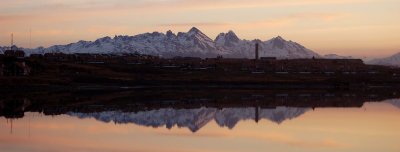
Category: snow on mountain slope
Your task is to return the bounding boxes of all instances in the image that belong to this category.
[262,36,321,59]
[383,98,400,109]
[323,54,353,59]
[215,31,321,59]
[2,27,324,59]
[0,46,23,53]
[367,52,400,67]
[15,27,230,58]
[67,107,311,132]
[0,46,7,54]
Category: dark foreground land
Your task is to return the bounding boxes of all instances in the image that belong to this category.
[1,57,400,90]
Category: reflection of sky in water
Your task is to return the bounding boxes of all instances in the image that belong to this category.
[1,102,400,152]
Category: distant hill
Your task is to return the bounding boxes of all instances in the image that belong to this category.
[367,52,400,67]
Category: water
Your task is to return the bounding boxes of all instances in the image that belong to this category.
[1,89,400,152]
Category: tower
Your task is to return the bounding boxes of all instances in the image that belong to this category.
[255,106,259,123]
[11,33,13,50]
[30,28,32,49]
[255,43,259,60]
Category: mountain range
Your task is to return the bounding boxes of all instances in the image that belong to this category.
[1,27,324,59]
[68,106,311,132]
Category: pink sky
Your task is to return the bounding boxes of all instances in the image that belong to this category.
[0,0,399,58]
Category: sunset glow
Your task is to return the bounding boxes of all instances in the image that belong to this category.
[1,0,399,58]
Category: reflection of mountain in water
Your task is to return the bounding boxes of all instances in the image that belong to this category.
[383,98,400,108]
[68,107,311,132]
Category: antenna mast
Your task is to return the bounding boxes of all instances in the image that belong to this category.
[11,33,14,50]
[30,28,32,49]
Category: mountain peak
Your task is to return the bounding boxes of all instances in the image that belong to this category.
[274,36,285,41]
[188,27,200,33]
[215,30,240,47]
[227,30,235,35]
[166,30,175,37]
[270,36,288,49]
[226,30,239,39]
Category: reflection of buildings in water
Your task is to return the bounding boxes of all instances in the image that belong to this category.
[1,89,400,133]
[0,98,31,119]
[68,106,311,132]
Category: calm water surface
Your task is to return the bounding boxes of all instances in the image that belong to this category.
[1,90,400,152]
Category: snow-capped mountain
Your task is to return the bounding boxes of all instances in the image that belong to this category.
[0,45,23,54]
[383,98,400,108]
[67,106,311,132]
[26,27,231,58]
[215,31,321,59]
[1,27,323,59]
[367,52,400,67]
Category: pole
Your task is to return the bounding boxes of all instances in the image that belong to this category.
[11,33,14,50]
[30,28,32,49]
[255,43,259,60]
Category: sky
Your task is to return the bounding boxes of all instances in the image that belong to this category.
[1,102,400,152]
[0,0,399,58]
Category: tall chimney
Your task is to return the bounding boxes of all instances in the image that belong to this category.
[255,43,259,60]
[11,33,13,50]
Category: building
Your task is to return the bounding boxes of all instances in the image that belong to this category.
[260,57,277,60]
[74,53,109,63]
[123,56,141,64]
[2,62,31,76]
[4,50,25,58]
[44,53,73,61]
[30,54,43,58]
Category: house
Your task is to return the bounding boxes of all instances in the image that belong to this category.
[87,54,107,64]
[4,50,25,58]
[260,57,277,60]
[3,62,30,76]
[173,57,202,68]
[74,53,107,63]
[123,56,141,64]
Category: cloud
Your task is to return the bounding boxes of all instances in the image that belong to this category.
[225,12,350,29]
[157,12,349,29]
[0,14,31,23]
[158,22,231,27]
[152,0,377,11]
[286,12,350,21]
[7,29,77,37]
[156,131,230,138]
[87,26,129,35]
[239,131,349,149]
[0,0,379,16]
